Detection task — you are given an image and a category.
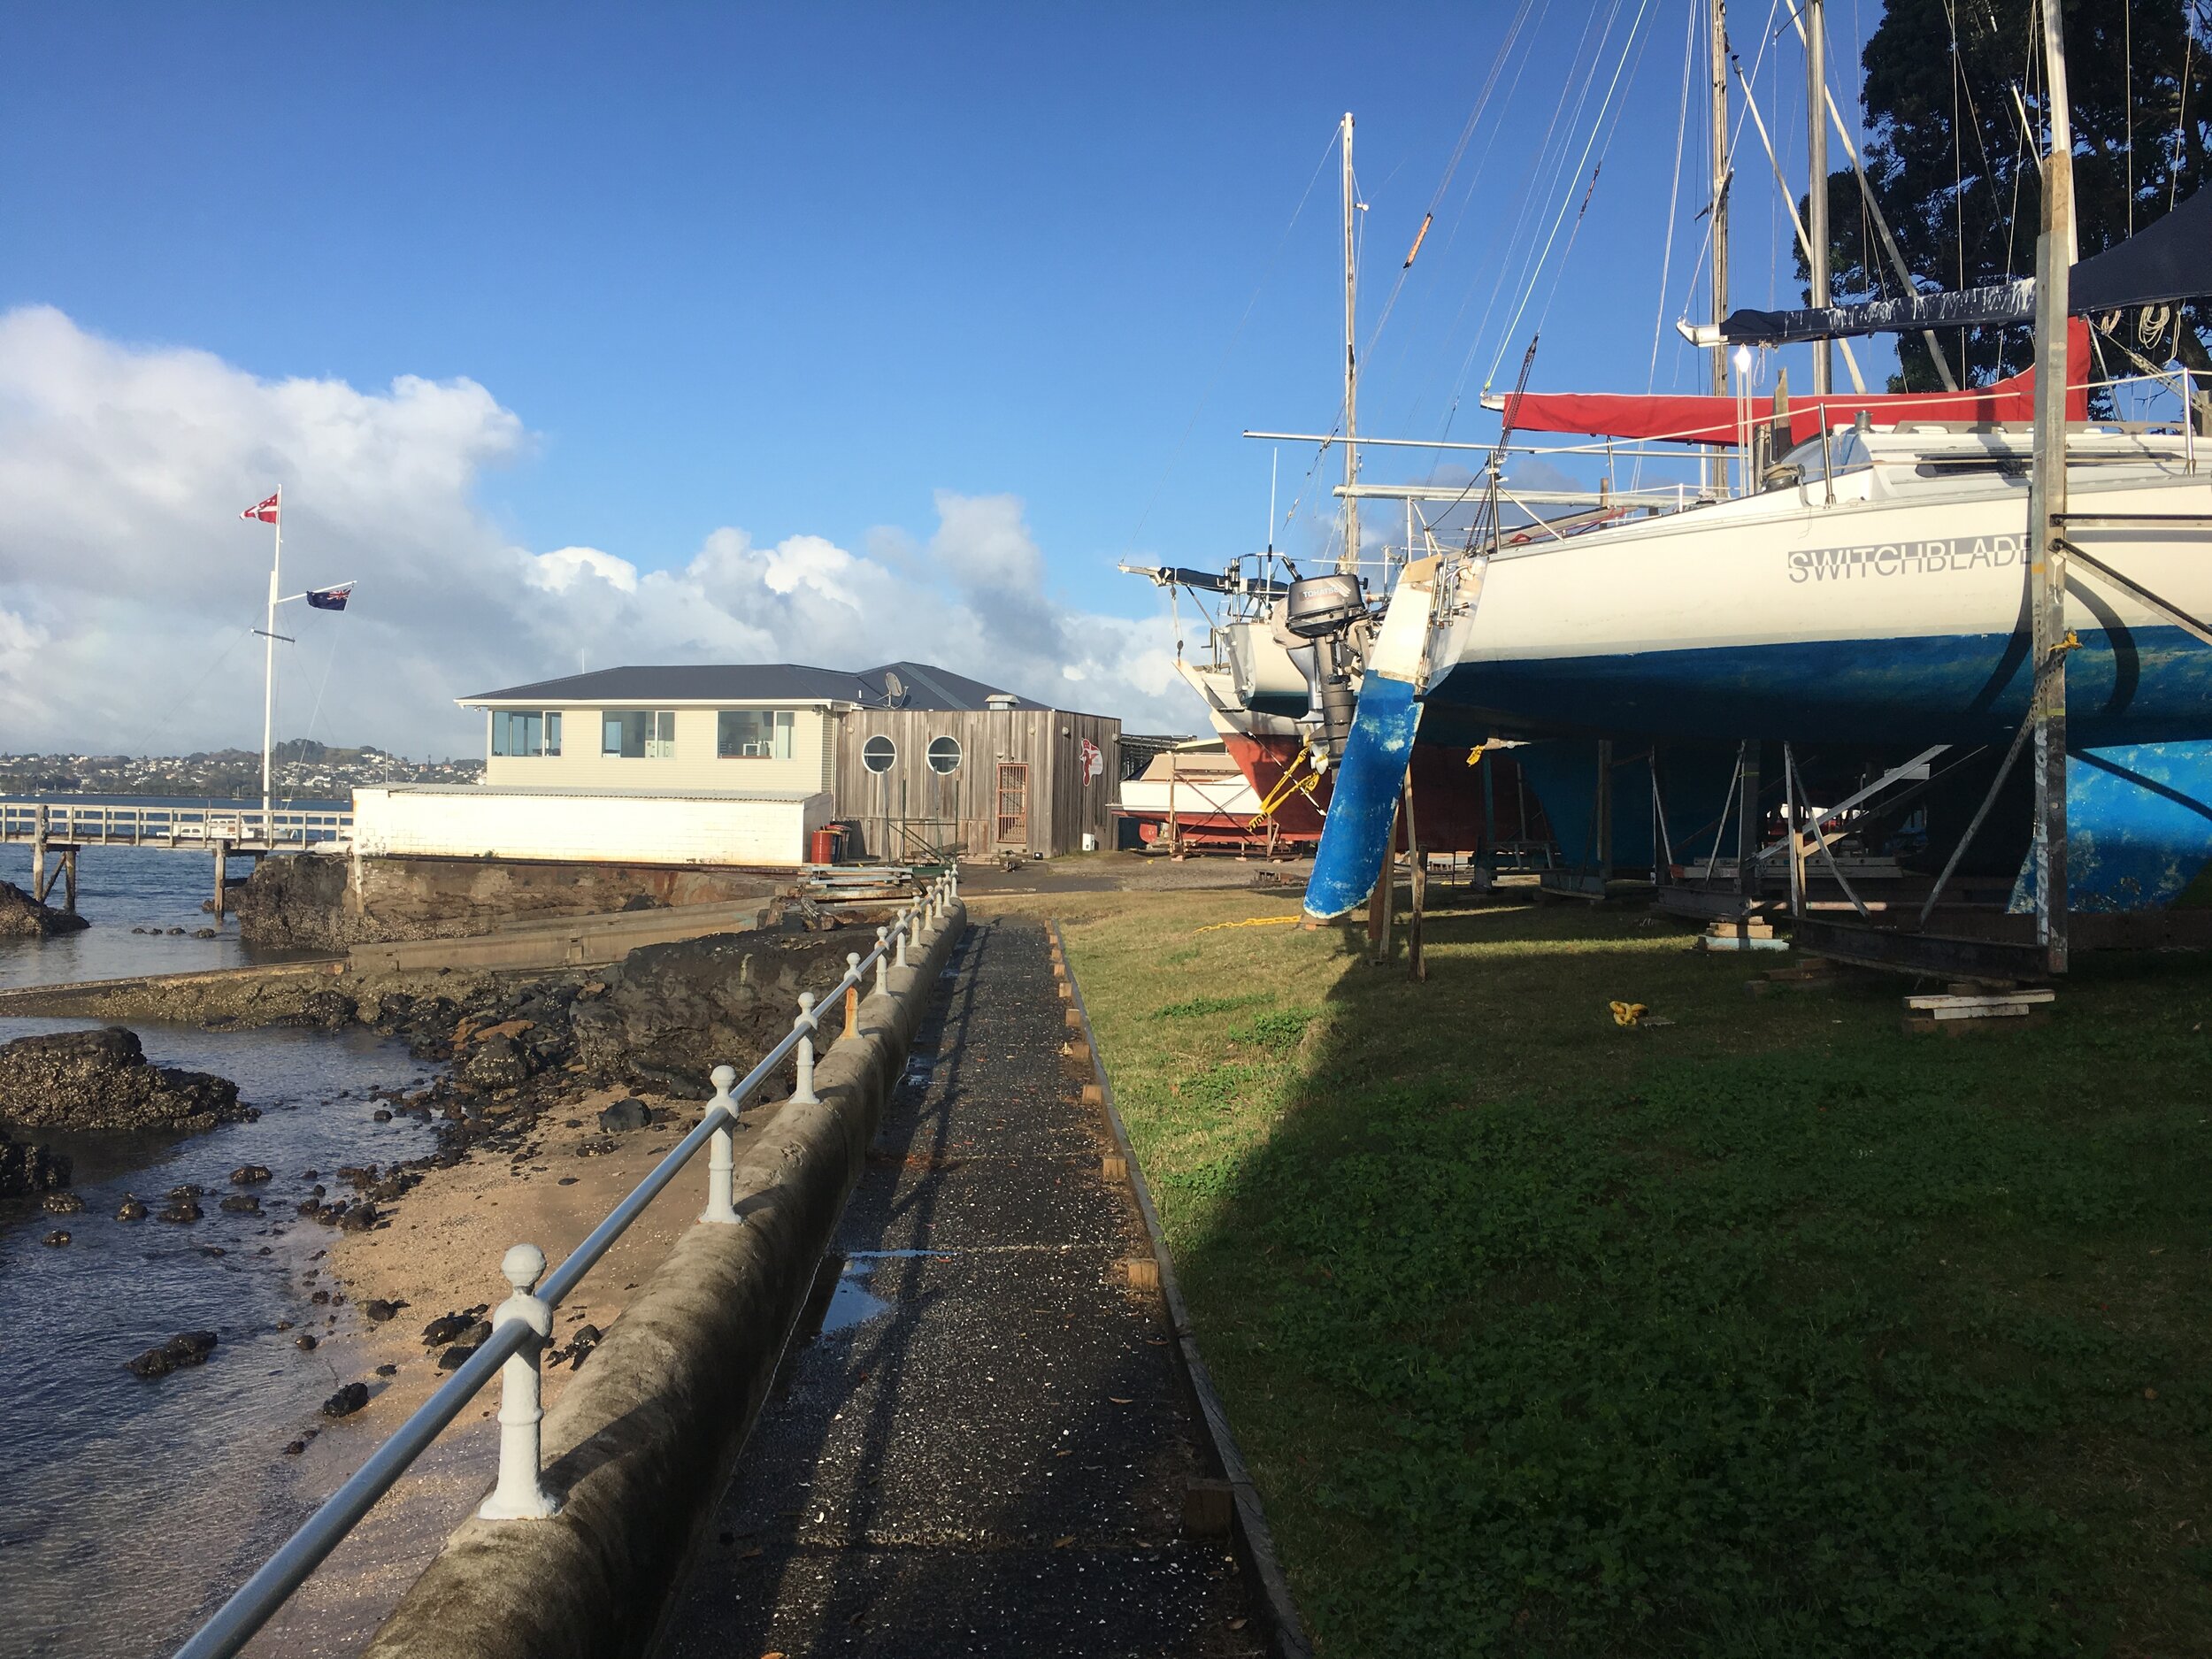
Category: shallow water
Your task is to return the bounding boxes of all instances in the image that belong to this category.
[0,838,332,988]
[0,844,442,1659]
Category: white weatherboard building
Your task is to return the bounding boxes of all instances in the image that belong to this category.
[349,662,1120,867]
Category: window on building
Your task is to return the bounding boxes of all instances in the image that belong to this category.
[926,735,962,775]
[718,708,795,759]
[492,710,561,757]
[862,734,896,773]
[602,710,676,758]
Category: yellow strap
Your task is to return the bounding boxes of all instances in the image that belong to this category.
[1194,914,1304,933]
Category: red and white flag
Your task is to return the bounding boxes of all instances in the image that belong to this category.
[240,491,280,524]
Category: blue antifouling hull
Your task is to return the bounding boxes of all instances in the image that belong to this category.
[1510,740,1742,872]
[1303,676,1421,920]
[2011,741,2212,912]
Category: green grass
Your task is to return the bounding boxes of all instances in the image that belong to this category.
[1051,889,2212,1658]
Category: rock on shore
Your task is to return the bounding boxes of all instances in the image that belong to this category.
[570,931,860,1094]
[0,1125,72,1196]
[0,1028,249,1133]
[0,879,89,938]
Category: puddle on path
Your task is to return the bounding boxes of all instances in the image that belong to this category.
[822,1250,951,1335]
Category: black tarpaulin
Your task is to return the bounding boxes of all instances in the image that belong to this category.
[2070,187,2212,314]
[1719,281,2034,346]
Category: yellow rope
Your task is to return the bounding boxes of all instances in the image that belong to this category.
[1194,914,1305,933]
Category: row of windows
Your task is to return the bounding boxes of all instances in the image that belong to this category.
[863,734,961,775]
[491,708,963,772]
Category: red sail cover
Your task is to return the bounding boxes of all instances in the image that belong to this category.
[1505,319,2090,446]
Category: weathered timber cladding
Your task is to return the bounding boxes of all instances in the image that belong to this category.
[829,707,1118,859]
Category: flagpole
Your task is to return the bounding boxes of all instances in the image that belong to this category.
[262,487,280,843]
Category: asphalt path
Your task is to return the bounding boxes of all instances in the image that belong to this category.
[654,914,1262,1658]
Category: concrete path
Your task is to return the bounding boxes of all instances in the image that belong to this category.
[655,915,1262,1659]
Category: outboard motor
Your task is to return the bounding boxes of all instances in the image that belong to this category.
[1284,572,1366,763]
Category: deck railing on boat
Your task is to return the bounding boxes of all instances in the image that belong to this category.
[169,869,957,1659]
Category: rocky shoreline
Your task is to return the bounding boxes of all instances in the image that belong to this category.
[4,921,866,1431]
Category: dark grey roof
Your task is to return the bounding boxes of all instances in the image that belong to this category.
[463,661,1048,711]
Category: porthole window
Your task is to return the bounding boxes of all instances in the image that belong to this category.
[926,735,962,775]
[862,734,897,774]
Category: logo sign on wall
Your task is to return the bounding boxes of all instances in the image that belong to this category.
[1079,738,1104,783]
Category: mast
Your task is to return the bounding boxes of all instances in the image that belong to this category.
[1707,0,1730,494]
[260,487,281,840]
[1340,111,1359,575]
[1806,0,1832,396]
[2028,0,2075,972]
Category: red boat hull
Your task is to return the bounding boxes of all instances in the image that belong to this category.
[1222,732,1544,853]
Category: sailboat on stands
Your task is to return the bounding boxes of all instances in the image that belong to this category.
[1306,14,2212,960]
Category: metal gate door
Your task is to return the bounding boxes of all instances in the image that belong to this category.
[995,763,1030,848]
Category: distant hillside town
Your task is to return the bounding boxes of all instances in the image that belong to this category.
[0,741,482,799]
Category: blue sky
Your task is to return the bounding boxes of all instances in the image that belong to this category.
[0,4,1913,753]
[0,3,1892,610]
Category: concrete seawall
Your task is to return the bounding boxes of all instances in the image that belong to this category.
[358,898,966,1659]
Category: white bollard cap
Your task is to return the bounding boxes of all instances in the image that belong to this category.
[502,1242,546,1292]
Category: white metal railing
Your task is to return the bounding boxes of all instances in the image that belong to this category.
[171,867,958,1659]
[0,798,353,848]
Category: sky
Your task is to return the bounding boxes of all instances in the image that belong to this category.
[0,1,1897,757]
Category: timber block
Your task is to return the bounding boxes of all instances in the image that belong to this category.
[1079,1081,1103,1108]
[1064,1006,1085,1029]
[1102,1154,1128,1181]
[1122,1256,1161,1291]
[1182,1479,1234,1538]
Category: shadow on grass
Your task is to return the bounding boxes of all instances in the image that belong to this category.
[1066,892,2212,1658]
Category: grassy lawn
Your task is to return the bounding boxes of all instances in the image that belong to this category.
[1042,887,2212,1658]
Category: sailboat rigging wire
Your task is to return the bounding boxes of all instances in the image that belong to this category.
[1393,0,1557,438]
[1358,0,1543,394]
[1646,0,1699,399]
[1728,53,1868,388]
[1126,127,1338,550]
[1483,0,1653,392]
[1448,0,1629,412]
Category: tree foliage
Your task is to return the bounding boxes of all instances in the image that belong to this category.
[1803,0,2212,388]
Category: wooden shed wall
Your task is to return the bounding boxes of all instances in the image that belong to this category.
[828,708,1120,859]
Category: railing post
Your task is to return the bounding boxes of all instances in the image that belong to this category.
[895,911,910,969]
[700,1064,740,1225]
[874,927,890,995]
[477,1243,558,1520]
[844,953,862,1038]
[790,993,820,1106]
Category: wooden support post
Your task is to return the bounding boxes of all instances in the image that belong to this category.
[1403,772,1425,982]
[29,804,46,904]
[60,848,77,916]
[213,841,228,920]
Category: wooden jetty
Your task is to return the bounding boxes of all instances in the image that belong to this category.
[0,797,351,918]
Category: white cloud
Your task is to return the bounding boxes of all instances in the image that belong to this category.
[0,306,1201,757]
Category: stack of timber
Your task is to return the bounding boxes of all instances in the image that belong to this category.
[802,865,919,905]
[1902,987,2055,1034]
[1699,915,1787,952]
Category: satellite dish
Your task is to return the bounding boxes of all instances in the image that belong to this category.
[884,672,907,707]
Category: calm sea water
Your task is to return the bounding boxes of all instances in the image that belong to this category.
[0,843,440,1659]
